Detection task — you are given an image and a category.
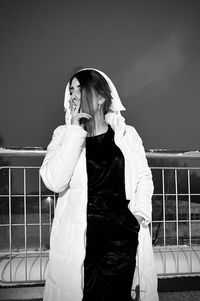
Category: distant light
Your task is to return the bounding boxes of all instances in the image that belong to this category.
[46,197,52,203]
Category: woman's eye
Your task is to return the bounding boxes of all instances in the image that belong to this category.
[69,87,73,95]
[69,86,81,97]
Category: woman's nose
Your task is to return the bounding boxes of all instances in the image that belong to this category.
[72,91,79,101]
[71,90,76,99]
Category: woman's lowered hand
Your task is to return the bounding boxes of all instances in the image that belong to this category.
[134,214,144,225]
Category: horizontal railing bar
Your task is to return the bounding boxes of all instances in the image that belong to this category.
[0,280,46,286]
[0,223,52,226]
[0,223,51,228]
[0,166,43,169]
[147,150,200,159]
[1,194,200,198]
[151,167,200,170]
[0,194,54,197]
[1,166,200,171]
[1,147,200,158]
[0,249,49,255]
[157,272,200,277]
[152,220,200,223]
[0,148,46,157]
[153,193,200,196]
[1,193,200,197]
[0,221,199,226]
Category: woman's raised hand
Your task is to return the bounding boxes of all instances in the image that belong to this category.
[71,101,92,127]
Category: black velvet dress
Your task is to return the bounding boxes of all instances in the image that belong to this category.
[83,125,140,301]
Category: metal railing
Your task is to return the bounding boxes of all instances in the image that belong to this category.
[0,148,200,285]
[0,163,56,284]
[150,165,200,277]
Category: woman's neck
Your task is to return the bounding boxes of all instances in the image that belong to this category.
[91,113,108,136]
[93,122,108,136]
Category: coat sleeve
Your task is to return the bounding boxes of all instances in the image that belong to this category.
[132,128,154,224]
[40,124,87,193]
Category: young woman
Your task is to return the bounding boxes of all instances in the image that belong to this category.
[40,68,158,301]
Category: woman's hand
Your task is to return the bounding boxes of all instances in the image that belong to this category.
[135,214,144,225]
[70,101,92,127]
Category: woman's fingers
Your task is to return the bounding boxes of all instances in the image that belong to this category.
[74,101,80,115]
[71,112,92,126]
[78,113,92,120]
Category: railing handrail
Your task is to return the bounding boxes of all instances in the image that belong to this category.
[1,147,200,158]
[0,147,46,156]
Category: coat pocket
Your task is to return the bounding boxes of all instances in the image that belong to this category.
[118,207,140,234]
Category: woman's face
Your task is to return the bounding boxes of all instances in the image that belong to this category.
[69,77,100,115]
[69,77,81,112]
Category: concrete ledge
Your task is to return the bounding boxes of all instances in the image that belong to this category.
[159,291,200,301]
[0,286,200,301]
[0,286,44,300]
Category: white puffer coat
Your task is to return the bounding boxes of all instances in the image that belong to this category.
[40,121,159,301]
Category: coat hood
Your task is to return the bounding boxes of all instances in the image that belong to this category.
[63,68,126,135]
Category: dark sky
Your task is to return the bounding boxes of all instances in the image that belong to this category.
[0,0,200,150]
